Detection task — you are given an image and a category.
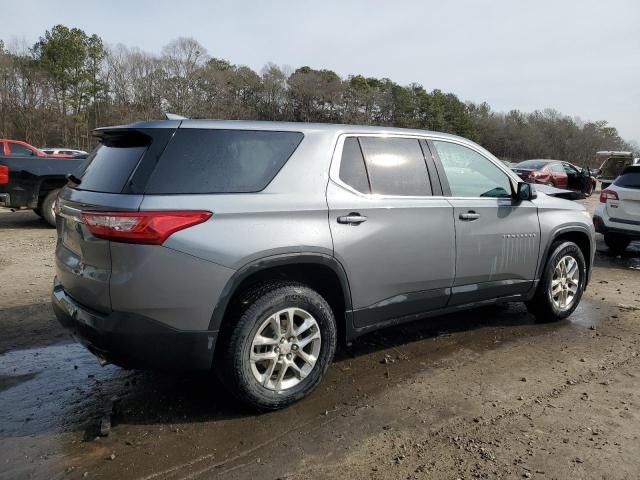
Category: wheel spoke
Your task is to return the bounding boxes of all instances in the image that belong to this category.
[273,363,288,390]
[262,359,277,387]
[289,361,307,380]
[294,317,315,337]
[268,315,281,337]
[253,334,279,346]
[296,349,316,366]
[297,330,320,349]
[285,308,298,335]
[251,349,277,362]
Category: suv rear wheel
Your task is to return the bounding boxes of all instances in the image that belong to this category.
[526,241,586,322]
[220,281,337,411]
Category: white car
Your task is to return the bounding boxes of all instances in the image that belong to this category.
[40,148,88,157]
[593,165,640,253]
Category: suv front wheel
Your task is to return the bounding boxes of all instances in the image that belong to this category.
[526,241,586,322]
[220,281,337,411]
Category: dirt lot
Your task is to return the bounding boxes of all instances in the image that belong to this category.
[1,195,640,480]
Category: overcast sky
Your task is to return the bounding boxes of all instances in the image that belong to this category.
[3,0,639,143]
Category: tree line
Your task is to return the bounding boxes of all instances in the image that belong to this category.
[0,25,634,166]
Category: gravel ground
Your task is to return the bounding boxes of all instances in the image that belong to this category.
[1,193,639,480]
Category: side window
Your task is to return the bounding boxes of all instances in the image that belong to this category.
[339,137,370,194]
[550,163,564,173]
[9,143,35,156]
[432,141,512,198]
[358,137,431,196]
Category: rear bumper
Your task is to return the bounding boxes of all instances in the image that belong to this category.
[52,279,218,370]
[593,215,640,239]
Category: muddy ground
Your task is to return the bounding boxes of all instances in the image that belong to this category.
[1,194,639,480]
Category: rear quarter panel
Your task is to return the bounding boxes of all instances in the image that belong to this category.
[139,130,336,270]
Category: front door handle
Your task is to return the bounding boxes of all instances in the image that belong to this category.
[337,213,367,225]
[459,212,480,221]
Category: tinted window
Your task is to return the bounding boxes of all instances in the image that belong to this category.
[601,157,633,177]
[433,141,512,198]
[614,171,640,189]
[146,129,303,194]
[76,133,149,193]
[339,137,370,193]
[9,144,35,156]
[358,137,431,196]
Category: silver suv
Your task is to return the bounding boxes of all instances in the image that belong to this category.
[52,120,595,410]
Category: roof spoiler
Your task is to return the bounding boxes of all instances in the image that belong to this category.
[165,113,189,121]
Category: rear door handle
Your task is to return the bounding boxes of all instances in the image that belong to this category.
[337,214,367,225]
[459,212,480,221]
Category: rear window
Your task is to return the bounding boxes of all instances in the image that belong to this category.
[76,132,150,193]
[601,157,633,177]
[614,171,640,189]
[145,129,304,194]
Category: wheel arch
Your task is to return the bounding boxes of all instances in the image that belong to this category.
[210,253,353,342]
[36,177,67,207]
[538,227,593,287]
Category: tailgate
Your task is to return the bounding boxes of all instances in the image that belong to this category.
[56,189,143,313]
[609,186,640,225]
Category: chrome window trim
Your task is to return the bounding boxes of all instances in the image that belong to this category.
[329,133,441,200]
[329,132,522,201]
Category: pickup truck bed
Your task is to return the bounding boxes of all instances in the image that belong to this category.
[0,155,83,226]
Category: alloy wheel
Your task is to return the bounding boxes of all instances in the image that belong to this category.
[249,308,322,391]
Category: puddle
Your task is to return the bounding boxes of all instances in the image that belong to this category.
[0,342,134,437]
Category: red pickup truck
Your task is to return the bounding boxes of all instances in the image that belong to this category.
[0,140,73,158]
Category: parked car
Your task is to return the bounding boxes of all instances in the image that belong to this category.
[0,148,83,226]
[0,139,73,158]
[52,120,595,410]
[596,151,635,189]
[512,159,596,196]
[593,165,640,253]
[40,147,89,159]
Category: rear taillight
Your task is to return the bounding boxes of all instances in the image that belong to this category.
[81,210,212,245]
[0,165,8,184]
[599,189,618,203]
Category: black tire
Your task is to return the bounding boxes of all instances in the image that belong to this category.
[584,182,594,197]
[33,207,43,217]
[604,234,630,255]
[219,281,337,411]
[526,241,586,322]
[41,189,60,227]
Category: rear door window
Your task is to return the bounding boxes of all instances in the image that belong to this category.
[145,129,304,194]
[339,137,370,194]
[358,137,431,196]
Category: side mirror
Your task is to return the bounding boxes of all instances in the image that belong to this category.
[516,182,537,201]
